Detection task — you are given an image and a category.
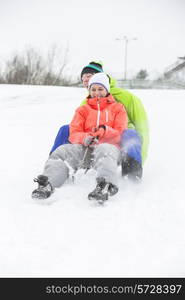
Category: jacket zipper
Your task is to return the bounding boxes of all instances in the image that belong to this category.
[105,109,108,123]
[96,99,100,128]
[96,100,109,127]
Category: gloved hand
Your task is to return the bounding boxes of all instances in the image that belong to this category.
[83,135,95,147]
[92,125,106,139]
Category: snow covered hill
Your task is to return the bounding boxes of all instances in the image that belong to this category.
[0,84,185,277]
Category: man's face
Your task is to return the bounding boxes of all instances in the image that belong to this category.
[81,73,94,88]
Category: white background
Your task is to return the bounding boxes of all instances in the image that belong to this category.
[1,0,185,77]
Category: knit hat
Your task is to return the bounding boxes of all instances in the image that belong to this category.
[81,61,103,79]
[88,72,110,93]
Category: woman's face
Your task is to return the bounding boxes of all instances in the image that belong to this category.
[89,84,107,97]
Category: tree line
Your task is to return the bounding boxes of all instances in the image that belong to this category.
[0,45,150,86]
[0,45,78,86]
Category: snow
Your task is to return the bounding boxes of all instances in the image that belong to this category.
[0,84,185,278]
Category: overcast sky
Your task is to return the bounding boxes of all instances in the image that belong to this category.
[0,0,185,78]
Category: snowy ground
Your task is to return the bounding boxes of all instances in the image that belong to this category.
[0,84,185,277]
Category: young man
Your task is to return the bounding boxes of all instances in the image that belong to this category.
[32,73,128,202]
[50,61,149,180]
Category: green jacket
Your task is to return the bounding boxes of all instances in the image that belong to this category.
[81,76,149,163]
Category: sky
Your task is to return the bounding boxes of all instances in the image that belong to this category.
[0,0,185,78]
[0,84,185,277]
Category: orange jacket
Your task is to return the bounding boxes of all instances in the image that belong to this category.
[69,94,128,148]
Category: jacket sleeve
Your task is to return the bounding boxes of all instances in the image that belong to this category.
[101,104,128,145]
[69,107,89,144]
[110,77,149,163]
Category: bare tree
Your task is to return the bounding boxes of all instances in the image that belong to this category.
[47,44,69,85]
[3,44,71,86]
[0,64,5,83]
[24,47,44,84]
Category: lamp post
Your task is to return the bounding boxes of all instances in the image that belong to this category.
[116,36,137,81]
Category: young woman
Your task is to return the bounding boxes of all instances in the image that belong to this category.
[32,73,128,202]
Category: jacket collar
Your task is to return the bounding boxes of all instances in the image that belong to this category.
[87,94,115,110]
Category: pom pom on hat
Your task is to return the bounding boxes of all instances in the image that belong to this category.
[88,72,110,92]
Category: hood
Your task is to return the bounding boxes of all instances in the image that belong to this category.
[109,75,117,89]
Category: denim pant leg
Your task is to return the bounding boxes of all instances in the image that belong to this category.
[121,129,142,164]
[50,124,70,154]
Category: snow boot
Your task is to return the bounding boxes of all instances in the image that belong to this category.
[122,155,142,181]
[88,177,118,203]
[32,175,54,199]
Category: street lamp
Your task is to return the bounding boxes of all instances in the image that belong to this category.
[116,36,137,80]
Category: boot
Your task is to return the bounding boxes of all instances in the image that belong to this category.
[88,177,118,202]
[122,155,142,181]
[32,175,54,199]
